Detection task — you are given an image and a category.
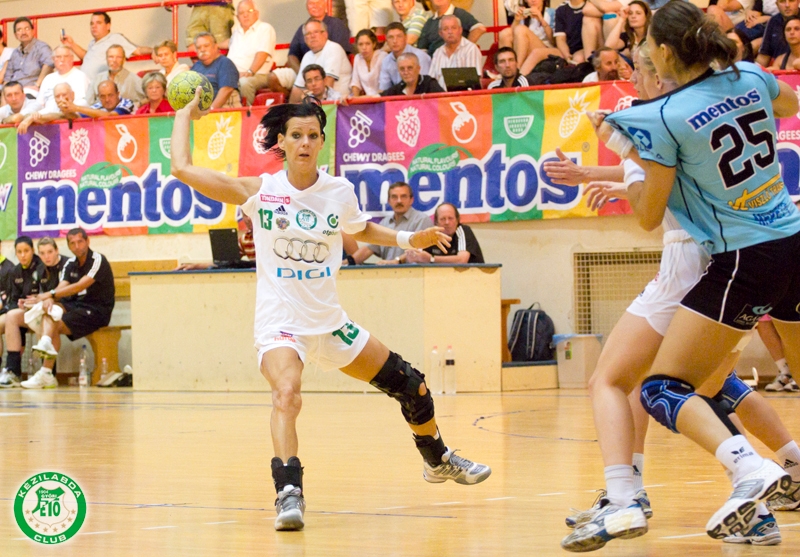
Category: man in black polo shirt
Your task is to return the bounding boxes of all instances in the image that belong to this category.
[380,53,443,96]
[407,203,484,263]
[487,47,529,89]
[23,228,114,389]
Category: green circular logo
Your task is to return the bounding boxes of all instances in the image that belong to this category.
[327,214,339,228]
[14,472,86,544]
[296,209,318,230]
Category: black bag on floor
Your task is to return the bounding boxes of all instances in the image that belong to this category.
[508,303,556,361]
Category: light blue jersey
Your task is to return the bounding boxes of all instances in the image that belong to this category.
[606,61,800,254]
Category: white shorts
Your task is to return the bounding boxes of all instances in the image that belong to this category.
[257,321,371,371]
[272,67,297,90]
[626,230,710,336]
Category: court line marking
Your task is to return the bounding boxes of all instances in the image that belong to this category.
[79,530,115,536]
[0,413,28,417]
[431,501,463,506]
[141,525,177,530]
[661,522,800,539]
[376,506,408,510]
[685,480,715,484]
[537,492,565,497]
[204,521,238,525]
[485,496,516,501]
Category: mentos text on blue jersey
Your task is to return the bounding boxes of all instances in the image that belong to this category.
[686,89,762,131]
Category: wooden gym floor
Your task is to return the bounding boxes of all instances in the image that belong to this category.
[2,387,800,556]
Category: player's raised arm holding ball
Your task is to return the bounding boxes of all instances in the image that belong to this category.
[171,88,490,532]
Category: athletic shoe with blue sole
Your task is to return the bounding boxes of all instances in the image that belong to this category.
[561,502,648,552]
[723,512,781,545]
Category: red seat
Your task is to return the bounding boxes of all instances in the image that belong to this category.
[253,91,286,106]
[480,77,492,90]
[137,69,161,78]
[482,42,499,78]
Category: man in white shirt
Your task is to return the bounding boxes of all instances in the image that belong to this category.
[36,46,90,114]
[428,15,482,89]
[228,0,294,104]
[290,19,352,103]
[0,81,40,124]
[61,11,152,81]
[17,83,75,134]
[86,45,144,107]
[154,40,190,84]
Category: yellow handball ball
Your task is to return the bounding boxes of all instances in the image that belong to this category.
[167,71,214,111]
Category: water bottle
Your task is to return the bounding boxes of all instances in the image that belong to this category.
[101,358,109,382]
[79,345,89,387]
[444,345,457,394]
[429,346,443,395]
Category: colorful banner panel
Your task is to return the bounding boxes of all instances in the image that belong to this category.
[0,79,799,240]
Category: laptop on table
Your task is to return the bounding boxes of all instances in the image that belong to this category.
[442,67,481,92]
[209,228,255,269]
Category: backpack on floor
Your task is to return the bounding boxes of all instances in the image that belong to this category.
[508,303,556,362]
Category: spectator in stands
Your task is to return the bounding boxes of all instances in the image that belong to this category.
[36,46,90,115]
[71,81,133,120]
[290,20,352,103]
[288,0,353,74]
[487,47,529,88]
[348,182,431,265]
[0,237,67,389]
[379,22,432,91]
[301,64,342,102]
[344,0,394,37]
[770,15,800,68]
[381,52,444,95]
[0,81,40,124]
[191,33,242,108]
[351,29,388,97]
[136,72,172,114]
[407,203,484,263]
[393,0,431,45]
[154,40,190,85]
[757,0,799,66]
[500,0,562,75]
[4,17,53,98]
[582,47,619,82]
[25,228,115,389]
[418,0,485,55]
[0,29,13,78]
[604,1,650,57]
[707,0,755,32]
[554,0,587,63]
[728,27,757,62]
[428,15,483,90]
[183,0,235,50]
[61,12,152,82]
[734,2,774,50]
[17,83,77,134]
[87,45,144,107]
[228,1,293,104]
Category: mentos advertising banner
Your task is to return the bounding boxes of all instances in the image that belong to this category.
[0,79,799,240]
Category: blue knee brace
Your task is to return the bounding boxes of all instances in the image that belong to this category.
[640,375,696,433]
[713,370,753,414]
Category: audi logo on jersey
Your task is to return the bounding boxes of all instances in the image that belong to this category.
[273,237,331,263]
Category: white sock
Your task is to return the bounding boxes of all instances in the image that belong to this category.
[41,335,52,345]
[724,467,734,484]
[605,465,636,507]
[776,441,800,482]
[756,502,770,517]
[776,358,791,377]
[716,435,764,482]
[632,453,645,492]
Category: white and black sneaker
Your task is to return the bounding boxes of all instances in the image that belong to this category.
[423,448,491,485]
[707,460,791,539]
[32,336,58,358]
[274,485,305,531]
[0,368,20,388]
[765,374,799,392]
[723,511,781,545]
[20,368,57,389]
[561,501,648,552]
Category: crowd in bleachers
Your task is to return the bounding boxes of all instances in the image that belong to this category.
[0,0,796,129]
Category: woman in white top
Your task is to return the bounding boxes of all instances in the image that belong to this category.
[500,0,564,76]
[350,29,387,97]
[171,92,491,532]
[154,39,190,85]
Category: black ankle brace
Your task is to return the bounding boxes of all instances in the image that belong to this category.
[414,434,446,466]
[271,456,304,493]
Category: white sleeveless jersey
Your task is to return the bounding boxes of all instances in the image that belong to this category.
[241,170,371,337]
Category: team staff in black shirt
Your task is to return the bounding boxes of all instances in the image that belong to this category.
[22,228,115,389]
[0,237,69,388]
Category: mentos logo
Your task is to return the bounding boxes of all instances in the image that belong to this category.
[276,267,332,280]
[261,194,291,204]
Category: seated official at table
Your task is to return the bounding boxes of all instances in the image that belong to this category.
[405,202,484,264]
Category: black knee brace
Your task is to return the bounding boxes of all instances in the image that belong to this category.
[271,456,303,493]
[699,395,741,436]
[370,351,435,426]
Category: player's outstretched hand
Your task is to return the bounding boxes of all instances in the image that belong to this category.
[542,147,586,186]
[180,87,210,121]
[411,227,451,253]
[585,181,629,211]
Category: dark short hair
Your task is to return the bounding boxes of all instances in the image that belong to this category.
[92,11,111,24]
[303,63,326,80]
[13,17,34,33]
[592,47,618,69]
[14,236,33,249]
[3,81,23,93]
[434,203,460,223]
[494,46,517,65]
[67,228,88,240]
[258,97,327,160]
[388,182,413,198]
[386,22,407,35]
